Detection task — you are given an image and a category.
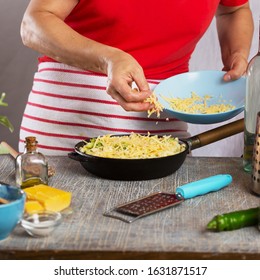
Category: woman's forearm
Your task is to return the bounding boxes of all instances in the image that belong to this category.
[20,5,119,75]
[20,0,152,111]
[216,3,254,70]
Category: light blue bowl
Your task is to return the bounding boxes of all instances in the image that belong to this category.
[0,183,26,240]
[154,70,245,124]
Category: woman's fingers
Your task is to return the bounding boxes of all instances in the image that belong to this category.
[105,49,155,111]
[223,55,248,81]
[107,86,154,112]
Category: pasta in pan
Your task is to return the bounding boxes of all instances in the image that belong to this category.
[79,133,186,159]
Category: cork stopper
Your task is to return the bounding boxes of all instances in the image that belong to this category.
[25,136,36,142]
[25,136,38,151]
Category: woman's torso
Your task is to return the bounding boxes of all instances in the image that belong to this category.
[40,0,221,79]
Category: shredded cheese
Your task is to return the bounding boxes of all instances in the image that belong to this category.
[145,92,164,117]
[79,133,186,159]
[131,88,163,118]
[163,92,235,114]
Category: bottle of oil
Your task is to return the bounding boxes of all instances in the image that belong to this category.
[243,19,260,173]
[15,136,48,189]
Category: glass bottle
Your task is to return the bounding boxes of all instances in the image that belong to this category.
[15,136,48,189]
[243,19,260,173]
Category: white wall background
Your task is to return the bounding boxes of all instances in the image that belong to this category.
[0,0,259,156]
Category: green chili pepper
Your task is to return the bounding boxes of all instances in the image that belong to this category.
[207,207,259,231]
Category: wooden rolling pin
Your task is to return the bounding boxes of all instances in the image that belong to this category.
[0,141,55,177]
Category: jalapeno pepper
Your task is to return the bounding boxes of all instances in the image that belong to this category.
[207,207,259,231]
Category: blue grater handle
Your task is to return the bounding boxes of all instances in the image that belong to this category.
[176,174,232,199]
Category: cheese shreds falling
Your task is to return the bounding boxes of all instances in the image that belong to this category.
[79,133,186,159]
[132,88,163,117]
[163,92,235,114]
[145,92,164,117]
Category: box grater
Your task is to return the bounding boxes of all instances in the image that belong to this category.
[251,111,260,196]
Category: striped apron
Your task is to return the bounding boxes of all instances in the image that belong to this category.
[19,62,189,155]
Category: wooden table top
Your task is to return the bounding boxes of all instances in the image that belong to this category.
[0,155,259,260]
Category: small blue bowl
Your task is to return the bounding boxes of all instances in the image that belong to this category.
[0,183,26,240]
[154,70,245,124]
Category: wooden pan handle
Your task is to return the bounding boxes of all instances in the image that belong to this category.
[188,118,244,150]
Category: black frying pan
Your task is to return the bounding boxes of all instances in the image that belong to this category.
[68,118,244,180]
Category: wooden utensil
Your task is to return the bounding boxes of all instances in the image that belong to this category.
[0,197,10,204]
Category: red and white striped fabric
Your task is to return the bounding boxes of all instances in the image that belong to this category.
[19,62,189,155]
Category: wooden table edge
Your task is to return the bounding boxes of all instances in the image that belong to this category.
[1,250,259,260]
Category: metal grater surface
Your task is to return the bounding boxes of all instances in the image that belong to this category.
[251,112,260,196]
[104,192,184,223]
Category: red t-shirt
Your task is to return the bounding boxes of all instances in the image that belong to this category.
[39,0,248,79]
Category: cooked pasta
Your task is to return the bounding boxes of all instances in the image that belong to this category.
[79,133,186,159]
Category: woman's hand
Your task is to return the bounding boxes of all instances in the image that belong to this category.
[105,50,153,112]
[216,2,253,82]
[222,53,249,81]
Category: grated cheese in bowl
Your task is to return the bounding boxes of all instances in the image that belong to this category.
[79,133,186,159]
[162,92,235,114]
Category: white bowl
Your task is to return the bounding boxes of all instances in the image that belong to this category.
[21,210,62,237]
